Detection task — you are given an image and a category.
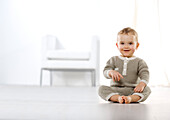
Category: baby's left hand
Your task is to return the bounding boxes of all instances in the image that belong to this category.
[134,82,146,93]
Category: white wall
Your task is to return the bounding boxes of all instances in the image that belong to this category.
[0,0,139,86]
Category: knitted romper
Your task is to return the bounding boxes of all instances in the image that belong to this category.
[98,56,151,102]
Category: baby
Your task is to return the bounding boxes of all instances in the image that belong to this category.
[98,27,151,104]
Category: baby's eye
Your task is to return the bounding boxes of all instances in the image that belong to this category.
[120,42,124,45]
[129,42,133,45]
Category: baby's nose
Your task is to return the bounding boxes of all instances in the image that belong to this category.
[124,44,129,48]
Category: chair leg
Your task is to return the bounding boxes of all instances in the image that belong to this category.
[91,70,96,87]
[94,70,96,87]
[40,69,43,86]
[50,70,53,86]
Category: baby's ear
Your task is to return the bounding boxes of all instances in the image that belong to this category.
[116,43,118,48]
[136,42,140,49]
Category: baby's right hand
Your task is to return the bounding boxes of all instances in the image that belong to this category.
[109,70,123,82]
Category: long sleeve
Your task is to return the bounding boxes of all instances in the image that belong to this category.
[138,59,149,84]
[103,57,115,79]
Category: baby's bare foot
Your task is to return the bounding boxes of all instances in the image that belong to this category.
[122,96,132,104]
[118,96,124,104]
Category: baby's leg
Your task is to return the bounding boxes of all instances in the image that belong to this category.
[132,86,151,102]
[98,85,122,103]
[123,86,152,104]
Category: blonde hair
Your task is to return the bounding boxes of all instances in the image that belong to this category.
[118,27,138,42]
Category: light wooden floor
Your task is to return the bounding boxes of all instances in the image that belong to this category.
[0,85,169,120]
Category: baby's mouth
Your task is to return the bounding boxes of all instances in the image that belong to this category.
[123,49,130,52]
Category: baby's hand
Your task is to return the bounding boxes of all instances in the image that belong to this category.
[134,82,146,93]
[109,70,123,82]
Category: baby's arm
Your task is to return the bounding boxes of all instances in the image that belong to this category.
[103,57,123,81]
[134,59,149,93]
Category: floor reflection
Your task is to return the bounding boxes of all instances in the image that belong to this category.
[97,103,153,120]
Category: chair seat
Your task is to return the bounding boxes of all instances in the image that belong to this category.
[46,50,90,60]
[41,60,95,69]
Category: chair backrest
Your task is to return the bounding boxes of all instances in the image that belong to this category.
[42,35,64,50]
[41,35,64,60]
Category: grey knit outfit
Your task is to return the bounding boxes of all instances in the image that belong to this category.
[98,56,151,102]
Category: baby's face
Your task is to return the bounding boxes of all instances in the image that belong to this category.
[116,34,139,58]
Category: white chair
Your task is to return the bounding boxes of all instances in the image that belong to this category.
[40,35,100,87]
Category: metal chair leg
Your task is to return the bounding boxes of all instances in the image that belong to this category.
[50,70,53,86]
[91,70,96,87]
[40,69,43,86]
